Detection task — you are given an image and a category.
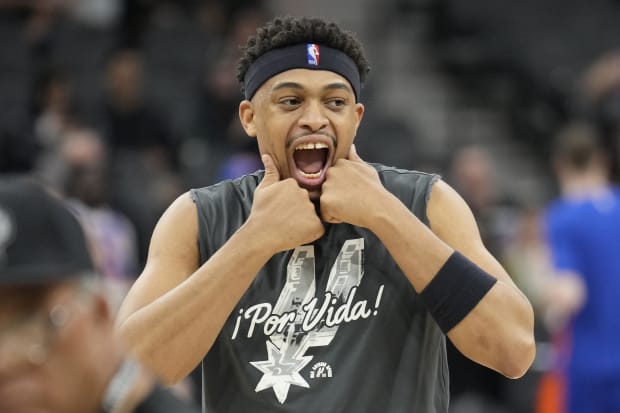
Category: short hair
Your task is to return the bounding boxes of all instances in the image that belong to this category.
[237,16,371,96]
[553,120,605,171]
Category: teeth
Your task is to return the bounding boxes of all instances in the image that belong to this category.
[299,171,321,179]
[295,142,328,150]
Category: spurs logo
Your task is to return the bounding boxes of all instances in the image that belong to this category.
[245,238,383,403]
[309,362,332,379]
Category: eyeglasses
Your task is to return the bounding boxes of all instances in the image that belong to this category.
[0,291,88,366]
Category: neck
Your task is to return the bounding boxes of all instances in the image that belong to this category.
[560,169,609,198]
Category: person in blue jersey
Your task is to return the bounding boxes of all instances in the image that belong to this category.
[116,16,535,413]
[543,121,620,413]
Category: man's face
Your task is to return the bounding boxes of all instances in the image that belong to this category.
[0,282,108,413]
[240,68,365,199]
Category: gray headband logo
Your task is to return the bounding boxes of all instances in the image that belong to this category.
[0,206,15,264]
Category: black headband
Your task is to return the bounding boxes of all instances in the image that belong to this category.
[242,43,361,101]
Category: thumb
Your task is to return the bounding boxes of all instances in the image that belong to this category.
[347,144,364,163]
[260,154,280,186]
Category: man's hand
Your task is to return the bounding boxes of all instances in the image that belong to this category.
[542,271,586,332]
[320,144,388,227]
[248,154,325,253]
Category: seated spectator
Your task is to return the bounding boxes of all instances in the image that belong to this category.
[96,48,185,265]
[55,128,139,314]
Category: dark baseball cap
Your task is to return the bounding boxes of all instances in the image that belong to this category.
[0,176,95,285]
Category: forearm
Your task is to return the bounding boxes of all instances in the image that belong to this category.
[118,221,274,384]
[369,194,535,377]
[447,282,535,378]
[368,193,452,289]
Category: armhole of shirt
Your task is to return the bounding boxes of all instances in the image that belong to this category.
[414,172,441,227]
[189,188,210,265]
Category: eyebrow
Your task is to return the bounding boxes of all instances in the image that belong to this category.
[271,81,353,94]
[271,81,304,92]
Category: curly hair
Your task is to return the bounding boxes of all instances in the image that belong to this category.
[237,16,370,94]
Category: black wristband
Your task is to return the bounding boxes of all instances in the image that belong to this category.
[420,251,497,334]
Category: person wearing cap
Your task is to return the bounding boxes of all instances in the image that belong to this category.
[0,176,200,413]
[116,16,535,412]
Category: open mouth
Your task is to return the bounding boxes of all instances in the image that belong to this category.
[292,141,331,189]
[294,142,328,177]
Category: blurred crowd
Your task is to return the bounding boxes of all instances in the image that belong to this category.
[428,2,620,412]
[2,1,620,412]
[0,0,267,274]
[0,2,268,403]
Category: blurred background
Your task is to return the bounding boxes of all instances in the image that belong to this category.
[2,0,620,412]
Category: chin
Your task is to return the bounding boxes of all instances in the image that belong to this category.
[304,185,321,200]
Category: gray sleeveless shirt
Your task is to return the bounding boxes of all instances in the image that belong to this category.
[190,164,448,413]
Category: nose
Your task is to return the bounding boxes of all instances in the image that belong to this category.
[298,100,328,132]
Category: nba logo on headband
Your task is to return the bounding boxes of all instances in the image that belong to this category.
[307,44,320,66]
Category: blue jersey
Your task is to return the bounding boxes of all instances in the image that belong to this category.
[544,186,620,378]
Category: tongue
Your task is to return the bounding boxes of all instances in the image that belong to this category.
[294,149,327,174]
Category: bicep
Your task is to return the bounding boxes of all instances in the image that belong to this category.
[427,180,515,286]
[116,192,200,325]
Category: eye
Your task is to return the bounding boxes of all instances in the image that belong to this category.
[279,97,302,107]
[326,98,346,109]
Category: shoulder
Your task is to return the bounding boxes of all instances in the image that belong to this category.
[428,179,470,215]
[372,163,439,186]
[190,171,264,205]
[373,163,440,200]
[370,164,440,226]
[426,179,484,243]
[150,192,198,244]
[188,173,264,242]
[543,197,582,231]
[544,198,569,220]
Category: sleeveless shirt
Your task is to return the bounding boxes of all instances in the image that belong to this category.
[190,164,448,413]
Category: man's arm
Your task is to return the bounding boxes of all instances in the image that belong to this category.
[424,180,535,378]
[541,270,586,331]
[541,211,586,330]
[321,146,535,378]
[115,193,274,384]
[116,155,324,384]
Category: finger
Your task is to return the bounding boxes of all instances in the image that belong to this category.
[319,199,342,224]
[320,210,342,224]
[325,216,342,224]
[347,144,363,163]
[260,154,280,186]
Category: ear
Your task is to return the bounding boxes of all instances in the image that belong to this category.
[91,293,113,326]
[353,102,365,134]
[239,100,257,137]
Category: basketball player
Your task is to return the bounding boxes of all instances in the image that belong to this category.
[117,16,535,412]
[543,122,620,413]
